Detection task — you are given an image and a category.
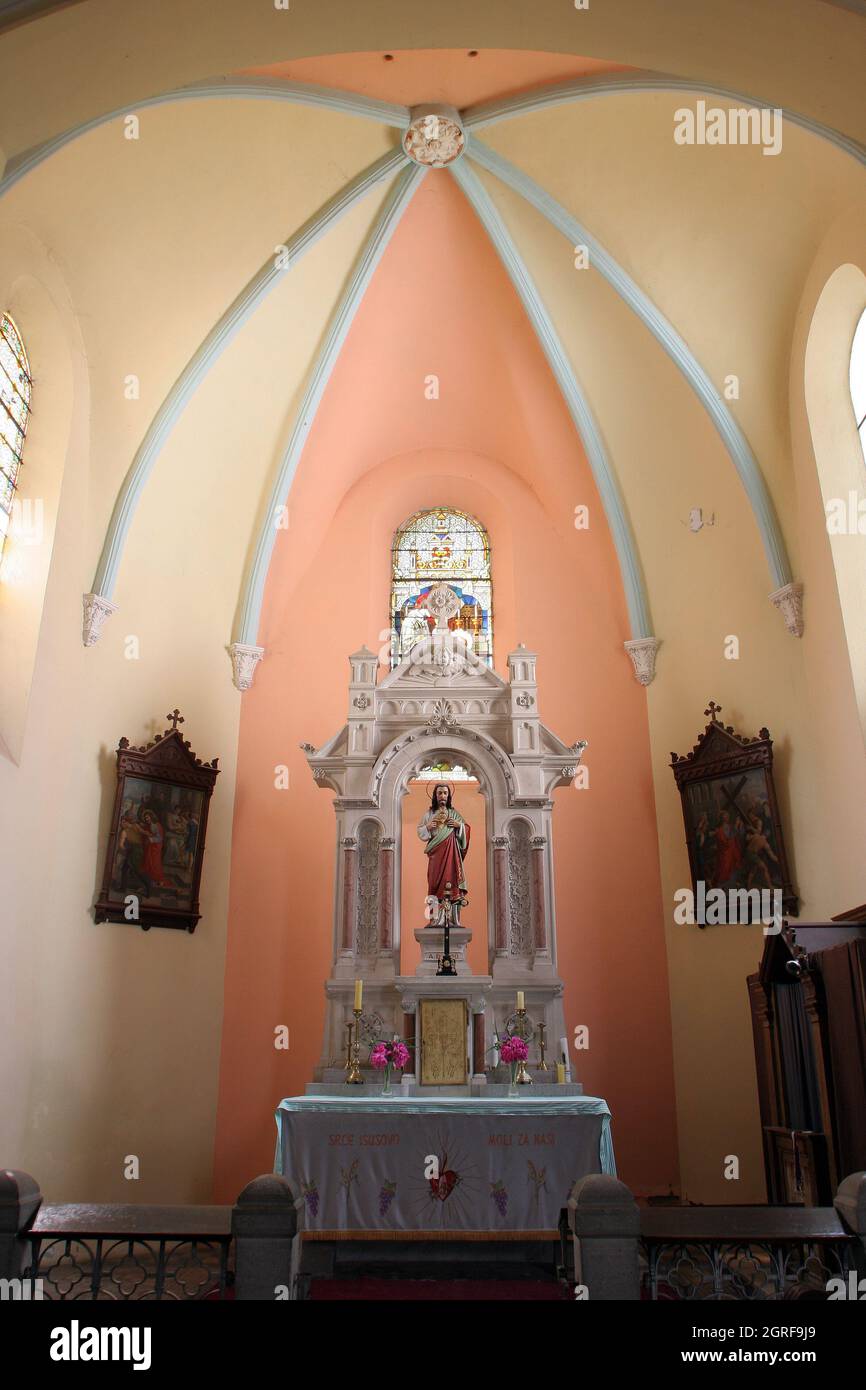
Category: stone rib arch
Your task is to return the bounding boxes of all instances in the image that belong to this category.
[0,78,409,200]
[466,139,795,598]
[232,162,427,684]
[463,71,866,174]
[80,147,409,648]
[450,157,655,651]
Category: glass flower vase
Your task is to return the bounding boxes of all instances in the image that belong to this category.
[381,1066,393,1096]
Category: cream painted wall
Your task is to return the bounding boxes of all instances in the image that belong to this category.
[2,2,865,160]
[0,105,397,1202]
[0,295,245,1201]
[476,130,866,1201]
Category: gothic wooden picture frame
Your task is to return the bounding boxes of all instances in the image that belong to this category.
[670,702,798,920]
[95,711,219,933]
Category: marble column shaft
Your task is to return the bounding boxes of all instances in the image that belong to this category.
[531,837,547,950]
[341,840,358,952]
[493,839,508,953]
[472,1011,486,1075]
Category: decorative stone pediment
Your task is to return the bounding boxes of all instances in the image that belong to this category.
[378,631,505,690]
[301,637,586,805]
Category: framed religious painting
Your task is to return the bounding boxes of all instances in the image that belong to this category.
[95,711,219,933]
[670,702,798,923]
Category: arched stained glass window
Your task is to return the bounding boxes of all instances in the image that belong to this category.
[0,313,32,562]
[390,507,493,668]
[850,306,866,466]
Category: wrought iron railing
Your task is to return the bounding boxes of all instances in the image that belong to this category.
[639,1206,861,1300]
[22,1204,234,1301]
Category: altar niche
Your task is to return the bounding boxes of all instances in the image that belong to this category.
[400,776,487,977]
[301,622,586,1087]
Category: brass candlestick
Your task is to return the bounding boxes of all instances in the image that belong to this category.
[343,1018,354,1075]
[537,1020,549,1071]
[515,1006,533,1085]
[346,1008,364,1085]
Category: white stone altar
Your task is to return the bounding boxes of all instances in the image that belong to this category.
[301,603,587,1088]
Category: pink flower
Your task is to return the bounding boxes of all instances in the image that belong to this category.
[500,1036,528,1064]
[370,1043,388,1070]
[392,1042,410,1070]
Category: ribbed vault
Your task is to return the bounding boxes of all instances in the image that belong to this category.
[3,35,863,687]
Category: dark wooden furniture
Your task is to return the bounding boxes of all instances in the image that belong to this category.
[748,920,866,1204]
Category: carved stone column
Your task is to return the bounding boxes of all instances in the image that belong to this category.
[340,837,358,953]
[472,1008,487,1079]
[402,1002,417,1083]
[377,838,395,951]
[531,836,548,951]
[492,837,508,956]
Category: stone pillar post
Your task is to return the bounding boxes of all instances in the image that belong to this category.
[531,836,547,951]
[472,1009,487,1080]
[340,837,358,953]
[0,1170,42,1283]
[568,1174,640,1301]
[377,837,395,952]
[493,838,508,956]
[232,1174,299,1301]
[402,1003,417,1083]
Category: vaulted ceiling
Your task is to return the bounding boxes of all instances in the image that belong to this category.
[1,0,864,688]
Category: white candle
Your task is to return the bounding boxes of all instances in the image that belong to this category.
[517,990,525,1012]
[354,979,363,1010]
[559,1036,569,1064]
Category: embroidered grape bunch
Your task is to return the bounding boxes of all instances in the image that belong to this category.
[301,1181,320,1218]
[379,1180,397,1216]
[490,1180,508,1217]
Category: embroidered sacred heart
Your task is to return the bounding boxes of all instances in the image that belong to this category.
[430,1169,459,1202]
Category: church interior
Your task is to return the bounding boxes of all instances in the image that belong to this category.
[1,0,865,1320]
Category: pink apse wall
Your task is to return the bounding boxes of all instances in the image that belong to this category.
[213,170,679,1201]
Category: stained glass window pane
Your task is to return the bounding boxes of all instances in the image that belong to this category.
[390,507,493,668]
[416,761,476,782]
[0,312,31,566]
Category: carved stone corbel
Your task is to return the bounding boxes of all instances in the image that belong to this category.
[769,582,804,637]
[624,636,659,686]
[229,642,265,691]
[82,592,118,647]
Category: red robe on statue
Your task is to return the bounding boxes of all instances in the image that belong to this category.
[418,810,470,902]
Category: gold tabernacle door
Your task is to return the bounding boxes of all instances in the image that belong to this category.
[419,998,469,1085]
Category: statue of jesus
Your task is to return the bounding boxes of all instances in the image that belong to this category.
[417,783,470,911]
